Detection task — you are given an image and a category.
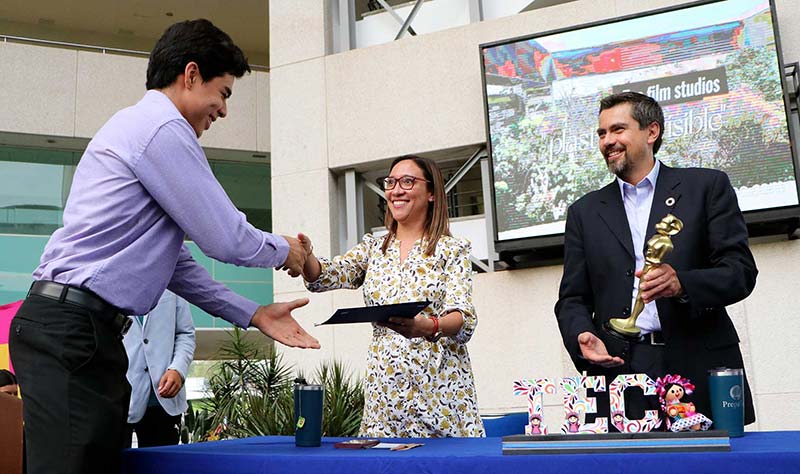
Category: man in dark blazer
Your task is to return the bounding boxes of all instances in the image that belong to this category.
[555,92,756,426]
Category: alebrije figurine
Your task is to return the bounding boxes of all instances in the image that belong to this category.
[655,374,712,432]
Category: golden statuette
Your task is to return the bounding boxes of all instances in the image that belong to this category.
[607,213,684,337]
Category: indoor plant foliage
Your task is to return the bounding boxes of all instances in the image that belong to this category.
[183,328,364,442]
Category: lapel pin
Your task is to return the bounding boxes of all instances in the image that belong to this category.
[665,197,676,207]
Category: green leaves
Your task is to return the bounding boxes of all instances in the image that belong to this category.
[317,361,364,437]
[183,328,365,442]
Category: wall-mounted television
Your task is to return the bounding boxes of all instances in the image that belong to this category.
[480,0,799,266]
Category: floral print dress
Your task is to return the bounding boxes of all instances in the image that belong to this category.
[307,233,485,438]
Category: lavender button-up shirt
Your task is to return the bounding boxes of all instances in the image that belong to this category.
[33,90,288,327]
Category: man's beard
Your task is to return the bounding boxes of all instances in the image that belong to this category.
[605,149,629,178]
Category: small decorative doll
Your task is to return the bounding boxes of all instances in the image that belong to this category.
[526,414,543,435]
[611,411,625,432]
[655,374,712,432]
[565,412,581,433]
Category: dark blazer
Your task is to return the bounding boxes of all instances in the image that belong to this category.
[555,163,757,423]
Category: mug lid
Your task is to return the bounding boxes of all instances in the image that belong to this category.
[295,384,324,390]
[708,367,743,376]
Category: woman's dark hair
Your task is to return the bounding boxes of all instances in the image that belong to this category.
[381,155,451,257]
[0,369,17,387]
[146,19,251,90]
[664,382,683,395]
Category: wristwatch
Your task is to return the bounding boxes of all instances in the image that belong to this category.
[425,316,443,343]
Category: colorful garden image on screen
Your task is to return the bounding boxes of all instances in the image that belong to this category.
[482,0,797,241]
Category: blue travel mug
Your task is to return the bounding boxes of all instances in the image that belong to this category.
[294,380,324,447]
[708,368,745,437]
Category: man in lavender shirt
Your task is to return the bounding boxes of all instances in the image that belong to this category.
[9,19,319,474]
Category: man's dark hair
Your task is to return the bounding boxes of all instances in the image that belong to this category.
[599,92,665,154]
[0,369,17,387]
[146,19,251,90]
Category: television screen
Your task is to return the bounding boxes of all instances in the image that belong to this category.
[481,0,798,245]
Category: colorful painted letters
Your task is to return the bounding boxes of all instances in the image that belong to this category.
[513,373,661,434]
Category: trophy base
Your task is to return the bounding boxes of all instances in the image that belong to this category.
[606,318,642,339]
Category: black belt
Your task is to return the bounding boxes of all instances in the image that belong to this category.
[28,281,132,337]
[637,331,665,346]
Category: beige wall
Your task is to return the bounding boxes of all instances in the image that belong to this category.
[270,0,800,432]
[0,43,270,152]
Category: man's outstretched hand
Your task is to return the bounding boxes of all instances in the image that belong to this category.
[250,299,320,349]
[578,331,624,368]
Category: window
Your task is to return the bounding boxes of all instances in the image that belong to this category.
[0,146,78,235]
[210,161,272,232]
[0,145,272,235]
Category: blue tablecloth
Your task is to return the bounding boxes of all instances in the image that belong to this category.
[122,431,800,474]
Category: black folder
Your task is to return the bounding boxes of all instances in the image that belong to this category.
[315,301,430,326]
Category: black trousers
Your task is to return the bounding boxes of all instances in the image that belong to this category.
[125,405,182,448]
[9,295,130,474]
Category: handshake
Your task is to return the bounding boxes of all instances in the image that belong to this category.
[279,233,314,278]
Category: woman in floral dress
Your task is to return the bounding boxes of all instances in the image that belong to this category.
[300,155,484,438]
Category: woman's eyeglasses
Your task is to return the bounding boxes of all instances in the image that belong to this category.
[381,175,430,190]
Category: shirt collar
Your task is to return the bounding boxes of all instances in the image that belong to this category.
[617,159,660,196]
[142,89,194,131]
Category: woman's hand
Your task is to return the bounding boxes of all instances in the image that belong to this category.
[380,314,434,339]
[297,232,313,256]
[297,232,322,281]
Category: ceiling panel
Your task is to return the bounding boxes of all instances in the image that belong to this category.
[0,0,269,66]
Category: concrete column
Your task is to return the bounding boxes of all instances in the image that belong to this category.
[269,0,334,68]
[269,0,343,372]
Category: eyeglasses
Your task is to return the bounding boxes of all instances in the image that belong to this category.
[381,175,430,190]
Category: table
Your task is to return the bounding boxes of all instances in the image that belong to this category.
[122,431,800,474]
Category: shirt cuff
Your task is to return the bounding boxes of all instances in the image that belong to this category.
[221,293,261,328]
[305,257,331,292]
[267,234,290,269]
